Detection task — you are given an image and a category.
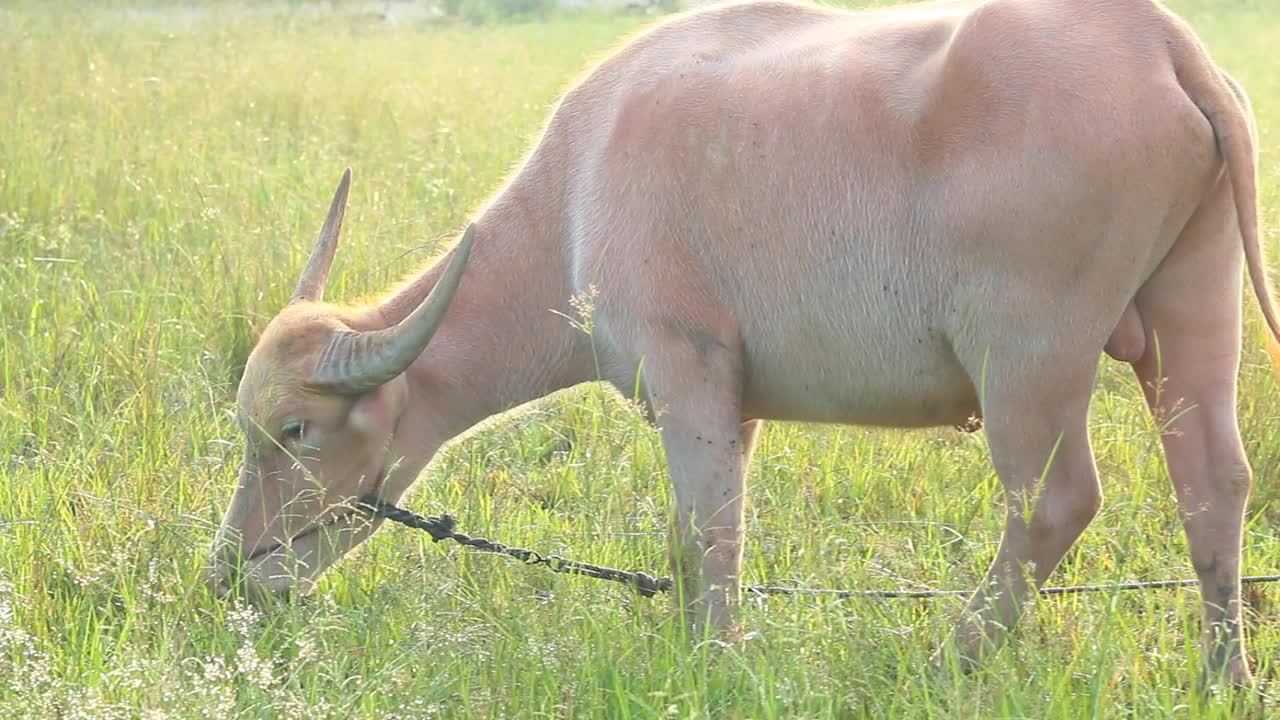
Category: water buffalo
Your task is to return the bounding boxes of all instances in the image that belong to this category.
[210,0,1277,684]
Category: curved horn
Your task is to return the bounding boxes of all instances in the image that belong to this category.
[309,224,476,394]
[291,168,352,304]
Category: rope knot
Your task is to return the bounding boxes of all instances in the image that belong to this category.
[631,572,662,598]
[435,512,457,536]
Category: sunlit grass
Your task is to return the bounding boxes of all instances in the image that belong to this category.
[1,1,1279,717]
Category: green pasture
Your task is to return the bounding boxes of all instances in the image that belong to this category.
[1,1,1278,717]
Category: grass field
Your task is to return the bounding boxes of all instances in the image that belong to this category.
[2,1,1280,717]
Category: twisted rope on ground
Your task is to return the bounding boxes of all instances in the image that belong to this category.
[358,496,1280,600]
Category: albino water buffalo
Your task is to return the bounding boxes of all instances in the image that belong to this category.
[210,0,1278,684]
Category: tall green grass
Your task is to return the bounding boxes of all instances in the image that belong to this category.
[1,1,1278,717]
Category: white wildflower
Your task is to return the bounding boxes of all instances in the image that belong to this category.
[140,560,176,605]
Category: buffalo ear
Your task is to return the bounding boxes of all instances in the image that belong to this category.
[348,379,405,437]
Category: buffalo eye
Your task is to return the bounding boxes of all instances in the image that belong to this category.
[281,420,305,443]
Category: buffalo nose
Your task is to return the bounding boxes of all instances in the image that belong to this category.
[206,539,245,599]
[206,556,234,598]
[208,570,232,599]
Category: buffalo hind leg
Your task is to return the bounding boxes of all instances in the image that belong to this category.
[940,354,1103,671]
[1130,178,1254,687]
[1133,330,1253,688]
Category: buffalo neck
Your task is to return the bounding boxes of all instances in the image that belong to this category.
[377,174,592,444]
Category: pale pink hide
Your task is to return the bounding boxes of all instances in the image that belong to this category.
[210,0,1279,684]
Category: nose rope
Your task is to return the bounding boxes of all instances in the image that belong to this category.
[358,495,1280,600]
[357,495,673,597]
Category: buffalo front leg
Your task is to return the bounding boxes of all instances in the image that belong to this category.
[943,357,1103,670]
[641,322,752,638]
